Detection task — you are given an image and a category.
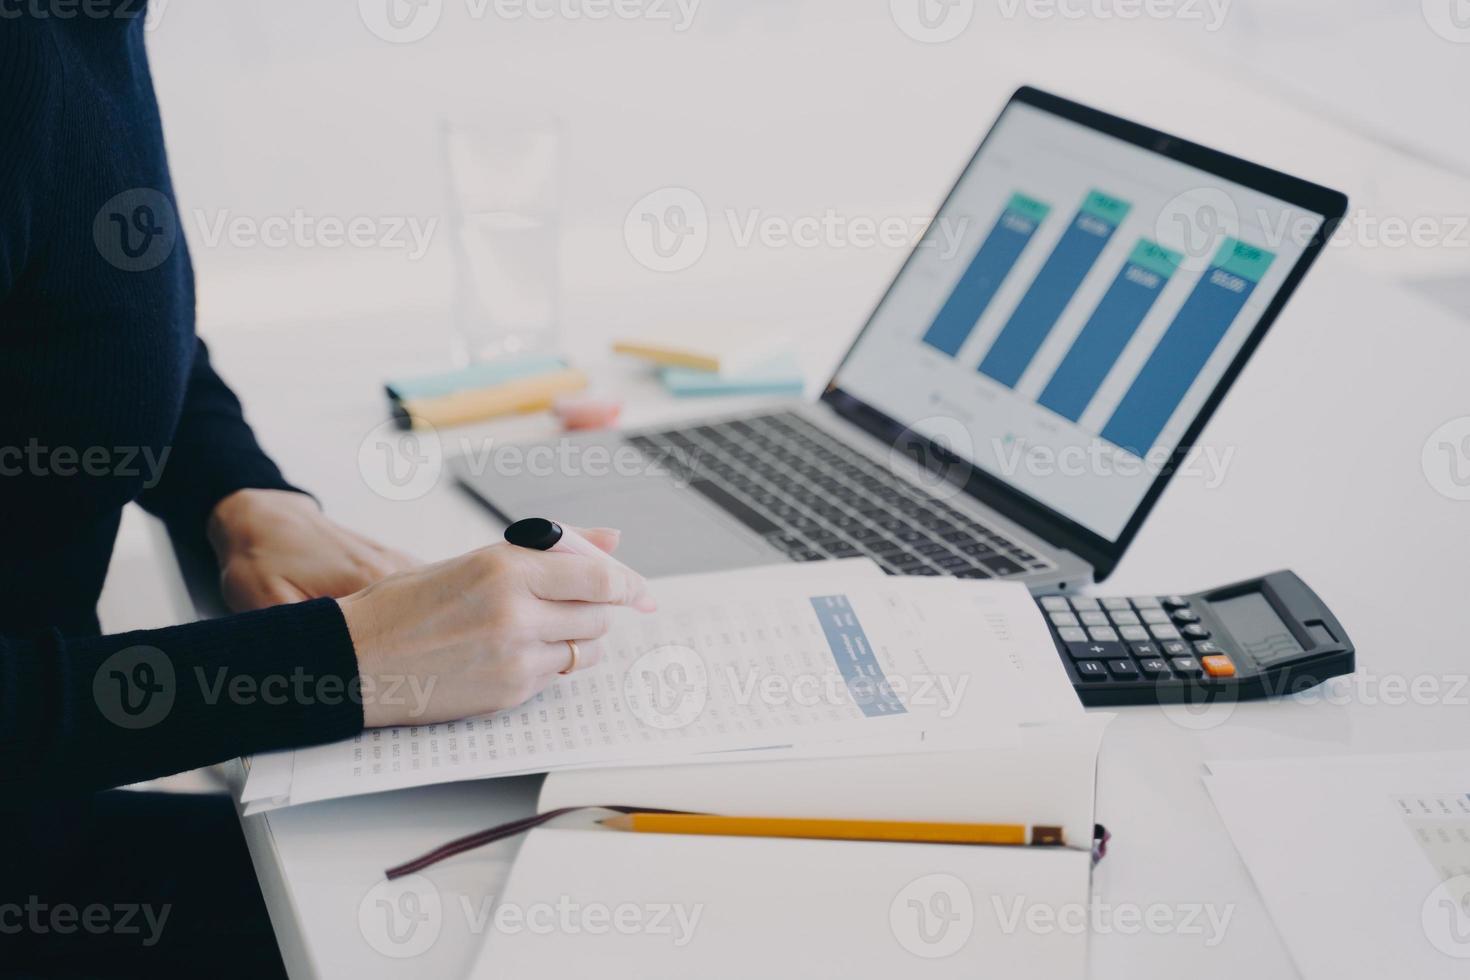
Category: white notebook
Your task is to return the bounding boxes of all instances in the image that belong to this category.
[469,718,1110,979]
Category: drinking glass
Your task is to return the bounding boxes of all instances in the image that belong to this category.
[440,115,562,364]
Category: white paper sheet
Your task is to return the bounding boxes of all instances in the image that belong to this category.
[239,749,293,802]
[243,563,1080,811]
[471,828,1092,979]
[1204,751,1470,980]
[240,560,881,809]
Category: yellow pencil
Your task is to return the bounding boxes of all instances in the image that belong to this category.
[599,813,1064,847]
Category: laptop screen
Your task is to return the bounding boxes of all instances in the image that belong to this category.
[832,97,1332,544]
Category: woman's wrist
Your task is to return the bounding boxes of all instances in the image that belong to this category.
[205,489,416,614]
[336,590,377,677]
[206,488,319,561]
[336,583,409,728]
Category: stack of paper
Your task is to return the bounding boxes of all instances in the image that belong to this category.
[241,559,1083,814]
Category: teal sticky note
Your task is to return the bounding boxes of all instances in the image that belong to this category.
[387,355,568,402]
[660,354,806,398]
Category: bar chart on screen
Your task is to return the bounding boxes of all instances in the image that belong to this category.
[918,184,1276,462]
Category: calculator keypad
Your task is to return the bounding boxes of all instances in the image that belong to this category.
[1040,594,1239,687]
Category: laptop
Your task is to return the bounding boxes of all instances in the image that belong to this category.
[456,87,1346,588]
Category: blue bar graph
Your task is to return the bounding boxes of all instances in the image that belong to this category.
[978,190,1131,387]
[921,193,1051,358]
[1037,240,1181,422]
[1101,238,1276,457]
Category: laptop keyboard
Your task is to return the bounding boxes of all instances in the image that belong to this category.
[625,412,1054,579]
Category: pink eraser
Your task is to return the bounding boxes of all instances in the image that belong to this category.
[555,395,623,431]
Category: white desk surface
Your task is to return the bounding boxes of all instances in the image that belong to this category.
[207,257,1468,980]
[145,19,1470,979]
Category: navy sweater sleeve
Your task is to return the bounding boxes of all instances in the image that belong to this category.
[135,337,306,530]
[0,9,366,799]
[0,601,364,798]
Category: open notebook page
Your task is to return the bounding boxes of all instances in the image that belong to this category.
[470,828,1091,979]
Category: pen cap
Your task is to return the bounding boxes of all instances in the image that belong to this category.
[504,518,565,551]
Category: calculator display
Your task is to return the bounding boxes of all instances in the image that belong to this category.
[1211,593,1304,666]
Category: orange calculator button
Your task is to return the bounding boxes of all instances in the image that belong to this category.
[1201,655,1237,678]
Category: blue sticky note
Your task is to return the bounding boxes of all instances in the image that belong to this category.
[660,354,805,398]
[387,355,568,402]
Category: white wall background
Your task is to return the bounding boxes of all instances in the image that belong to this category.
[102,0,1470,634]
[133,0,1469,336]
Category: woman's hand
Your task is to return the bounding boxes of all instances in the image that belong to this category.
[208,489,419,612]
[336,533,651,727]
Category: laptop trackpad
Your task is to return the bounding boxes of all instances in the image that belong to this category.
[531,483,778,578]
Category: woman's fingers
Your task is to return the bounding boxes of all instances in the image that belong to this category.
[534,602,615,643]
[523,639,606,677]
[220,566,309,612]
[571,526,622,555]
[522,552,653,609]
[573,639,606,671]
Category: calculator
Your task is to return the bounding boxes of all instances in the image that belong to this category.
[1037,570,1355,707]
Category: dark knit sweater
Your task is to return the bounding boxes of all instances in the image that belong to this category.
[0,6,364,801]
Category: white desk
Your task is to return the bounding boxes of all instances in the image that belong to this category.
[138,16,1470,977]
[192,261,1470,980]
